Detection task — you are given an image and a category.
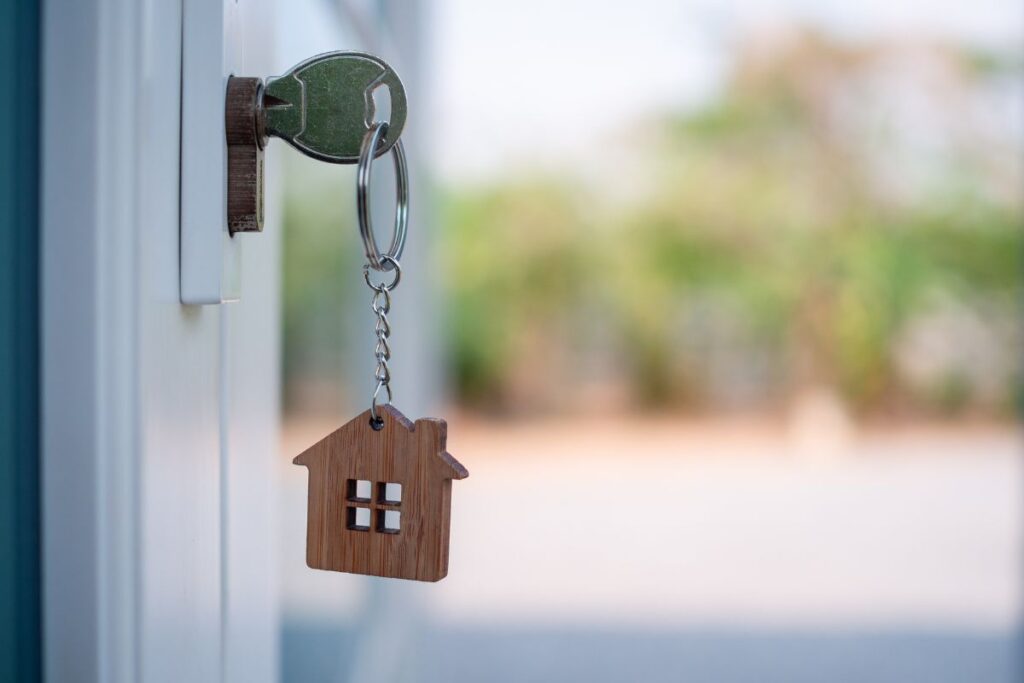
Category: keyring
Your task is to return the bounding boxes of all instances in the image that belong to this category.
[363,255,402,291]
[357,121,408,271]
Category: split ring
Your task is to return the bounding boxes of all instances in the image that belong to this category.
[363,255,402,291]
[357,121,408,271]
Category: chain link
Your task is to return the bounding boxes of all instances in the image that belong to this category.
[363,256,402,429]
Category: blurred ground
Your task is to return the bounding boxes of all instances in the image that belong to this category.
[279,415,1022,682]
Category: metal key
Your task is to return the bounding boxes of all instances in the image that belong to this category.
[225,51,408,233]
[262,51,407,164]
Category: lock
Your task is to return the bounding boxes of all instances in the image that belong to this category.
[225,76,265,234]
[225,51,408,233]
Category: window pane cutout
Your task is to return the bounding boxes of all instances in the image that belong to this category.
[344,481,402,535]
[347,479,372,502]
[378,482,402,505]
[377,509,401,533]
[346,506,371,531]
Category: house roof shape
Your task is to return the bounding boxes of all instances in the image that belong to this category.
[292,404,468,480]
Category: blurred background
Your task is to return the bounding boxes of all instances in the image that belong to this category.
[275,1,1022,681]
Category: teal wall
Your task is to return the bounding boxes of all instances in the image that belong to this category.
[0,0,42,679]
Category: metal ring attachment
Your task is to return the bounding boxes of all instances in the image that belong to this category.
[357,122,408,271]
[363,255,402,291]
[370,381,393,429]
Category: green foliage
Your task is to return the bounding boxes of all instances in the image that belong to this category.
[280,32,1022,416]
[281,159,359,411]
[435,33,1023,415]
[439,180,592,407]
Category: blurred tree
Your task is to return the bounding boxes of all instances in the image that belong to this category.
[282,28,1022,418]
[281,157,359,415]
[435,28,1021,416]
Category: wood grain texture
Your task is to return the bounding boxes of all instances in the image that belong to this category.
[225,76,264,234]
[293,405,468,582]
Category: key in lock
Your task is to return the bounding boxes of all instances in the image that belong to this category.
[226,51,408,233]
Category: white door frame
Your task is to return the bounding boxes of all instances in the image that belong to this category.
[42,1,279,681]
[43,0,143,679]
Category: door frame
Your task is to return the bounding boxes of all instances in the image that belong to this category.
[41,1,281,682]
[42,0,144,679]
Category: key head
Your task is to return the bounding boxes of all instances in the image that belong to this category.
[263,51,407,164]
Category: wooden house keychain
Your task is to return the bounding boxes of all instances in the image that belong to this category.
[293,113,469,582]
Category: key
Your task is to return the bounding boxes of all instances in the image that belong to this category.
[262,51,407,164]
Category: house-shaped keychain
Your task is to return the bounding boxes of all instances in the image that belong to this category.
[293,404,468,582]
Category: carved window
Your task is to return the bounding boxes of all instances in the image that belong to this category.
[345,479,402,533]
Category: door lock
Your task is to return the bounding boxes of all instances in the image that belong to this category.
[225,52,408,233]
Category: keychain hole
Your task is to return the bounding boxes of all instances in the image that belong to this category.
[370,83,392,126]
[369,416,385,431]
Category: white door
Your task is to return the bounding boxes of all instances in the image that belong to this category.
[42,1,278,681]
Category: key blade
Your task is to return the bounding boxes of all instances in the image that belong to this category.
[263,76,304,141]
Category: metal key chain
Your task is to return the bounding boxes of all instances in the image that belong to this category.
[292,101,468,583]
[363,256,400,430]
[358,120,407,428]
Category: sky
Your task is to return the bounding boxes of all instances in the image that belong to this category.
[426,0,1023,181]
[277,0,1023,182]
